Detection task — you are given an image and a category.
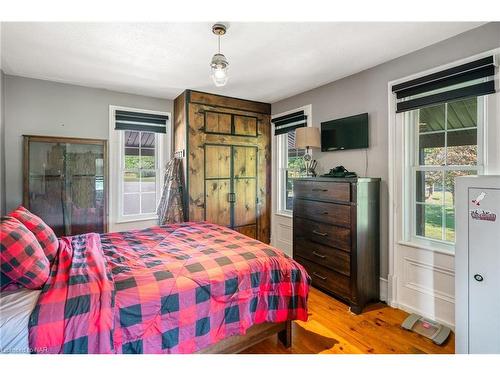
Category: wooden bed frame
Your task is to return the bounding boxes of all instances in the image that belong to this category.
[198,320,292,354]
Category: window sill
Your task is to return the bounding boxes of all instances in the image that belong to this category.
[116,215,158,224]
[275,211,293,219]
[398,240,455,256]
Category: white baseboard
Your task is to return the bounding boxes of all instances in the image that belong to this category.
[388,274,398,307]
[385,274,454,330]
[379,277,388,302]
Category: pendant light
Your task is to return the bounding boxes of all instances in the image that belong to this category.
[210,23,229,87]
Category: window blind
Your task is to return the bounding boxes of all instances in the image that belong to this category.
[271,110,307,135]
[115,110,168,133]
[392,56,496,113]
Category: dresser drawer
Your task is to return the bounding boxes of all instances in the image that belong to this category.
[294,238,350,276]
[294,199,351,227]
[295,256,351,297]
[294,180,350,202]
[294,217,351,252]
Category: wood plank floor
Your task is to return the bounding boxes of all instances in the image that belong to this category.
[242,287,455,354]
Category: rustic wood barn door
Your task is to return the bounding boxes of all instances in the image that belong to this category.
[204,144,258,238]
[232,145,258,238]
[204,144,232,227]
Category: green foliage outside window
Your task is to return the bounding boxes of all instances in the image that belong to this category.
[124,155,155,170]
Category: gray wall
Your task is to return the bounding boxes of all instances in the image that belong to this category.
[1,71,5,215]
[3,75,172,213]
[272,22,500,278]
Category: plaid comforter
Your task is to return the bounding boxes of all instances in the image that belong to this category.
[28,222,310,353]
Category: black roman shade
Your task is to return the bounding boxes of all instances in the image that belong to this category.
[392,56,497,113]
[115,110,168,133]
[272,110,307,135]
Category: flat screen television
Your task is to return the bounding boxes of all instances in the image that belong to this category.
[321,113,369,152]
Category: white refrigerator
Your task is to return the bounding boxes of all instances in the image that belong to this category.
[455,175,500,354]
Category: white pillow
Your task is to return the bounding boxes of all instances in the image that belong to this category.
[0,289,41,354]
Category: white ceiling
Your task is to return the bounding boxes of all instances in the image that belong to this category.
[1,22,485,103]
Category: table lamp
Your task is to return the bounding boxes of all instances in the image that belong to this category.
[295,127,321,176]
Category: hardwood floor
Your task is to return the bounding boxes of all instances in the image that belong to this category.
[242,287,455,354]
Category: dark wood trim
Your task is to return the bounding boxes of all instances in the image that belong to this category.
[197,321,290,354]
[22,134,107,145]
[103,140,109,233]
[349,182,358,309]
[188,90,271,115]
[184,91,191,220]
[278,320,292,348]
[189,89,270,106]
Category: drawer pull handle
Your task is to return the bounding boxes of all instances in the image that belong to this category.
[313,272,327,281]
[311,188,328,192]
[322,211,329,215]
[312,230,328,237]
[312,251,326,259]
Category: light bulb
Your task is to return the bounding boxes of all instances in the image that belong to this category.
[214,68,226,79]
[211,66,228,87]
[210,53,229,87]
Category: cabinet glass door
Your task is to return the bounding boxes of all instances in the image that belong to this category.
[24,136,107,236]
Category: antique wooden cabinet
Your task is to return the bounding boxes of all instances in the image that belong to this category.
[293,177,380,314]
[173,90,271,243]
[23,135,107,236]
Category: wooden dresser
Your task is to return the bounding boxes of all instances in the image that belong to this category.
[293,177,380,314]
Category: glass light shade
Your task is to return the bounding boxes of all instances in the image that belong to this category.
[210,53,229,87]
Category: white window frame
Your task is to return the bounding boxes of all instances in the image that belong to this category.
[109,105,171,224]
[273,105,312,217]
[389,49,499,258]
[403,97,485,251]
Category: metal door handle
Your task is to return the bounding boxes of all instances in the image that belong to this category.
[312,230,328,237]
[313,272,327,281]
[474,274,484,282]
[312,251,326,259]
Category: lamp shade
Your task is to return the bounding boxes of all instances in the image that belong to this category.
[295,127,321,149]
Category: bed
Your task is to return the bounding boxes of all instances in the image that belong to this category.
[3,221,309,354]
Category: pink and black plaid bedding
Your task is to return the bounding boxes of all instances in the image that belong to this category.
[9,206,59,263]
[1,216,50,291]
[28,222,310,354]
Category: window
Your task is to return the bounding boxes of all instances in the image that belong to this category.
[405,96,484,245]
[279,131,306,212]
[110,106,169,224]
[122,130,159,217]
[274,106,311,214]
